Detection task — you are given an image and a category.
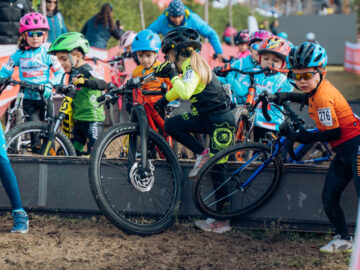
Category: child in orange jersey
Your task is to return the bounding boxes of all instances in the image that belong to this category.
[275,42,360,253]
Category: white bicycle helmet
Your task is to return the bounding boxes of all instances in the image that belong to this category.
[305,32,316,42]
[120,31,137,48]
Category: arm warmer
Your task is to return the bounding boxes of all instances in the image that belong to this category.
[297,127,341,144]
[84,78,107,90]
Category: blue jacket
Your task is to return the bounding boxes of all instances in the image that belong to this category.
[47,11,68,43]
[218,55,259,104]
[147,7,223,54]
[81,16,122,49]
[0,45,64,100]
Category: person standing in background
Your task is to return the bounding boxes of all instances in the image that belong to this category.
[0,0,33,44]
[81,3,124,49]
[147,0,224,61]
[45,0,67,43]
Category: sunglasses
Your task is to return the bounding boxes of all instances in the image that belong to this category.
[46,0,57,3]
[290,71,318,81]
[27,31,45,38]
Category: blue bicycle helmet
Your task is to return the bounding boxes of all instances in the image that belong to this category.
[286,42,328,69]
[277,32,288,40]
[131,30,161,53]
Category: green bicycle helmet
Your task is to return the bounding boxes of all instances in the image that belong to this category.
[48,32,90,55]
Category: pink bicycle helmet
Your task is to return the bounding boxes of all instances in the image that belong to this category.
[249,30,273,45]
[119,31,137,48]
[19,12,49,33]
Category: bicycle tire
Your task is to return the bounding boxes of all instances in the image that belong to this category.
[89,123,182,235]
[192,142,283,219]
[5,121,76,156]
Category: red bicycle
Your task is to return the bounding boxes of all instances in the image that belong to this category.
[89,73,182,235]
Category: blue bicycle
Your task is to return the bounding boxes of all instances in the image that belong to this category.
[191,92,333,219]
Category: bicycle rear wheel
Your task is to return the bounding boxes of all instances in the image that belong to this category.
[5,121,76,156]
[89,123,182,235]
[192,142,283,219]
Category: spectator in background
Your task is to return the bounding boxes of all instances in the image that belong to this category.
[222,23,237,45]
[147,0,224,61]
[270,18,279,35]
[259,19,271,32]
[0,0,33,44]
[81,3,124,49]
[46,0,67,43]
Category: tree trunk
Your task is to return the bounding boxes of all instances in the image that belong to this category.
[41,0,47,16]
[228,0,234,46]
[204,0,209,23]
[139,0,145,30]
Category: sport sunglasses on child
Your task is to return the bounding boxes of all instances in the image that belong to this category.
[289,71,318,81]
[27,31,45,38]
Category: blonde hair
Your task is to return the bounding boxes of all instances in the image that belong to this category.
[187,47,212,85]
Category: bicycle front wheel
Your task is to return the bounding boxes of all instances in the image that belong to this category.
[192,142,283,219]
[5,121,76,156]
[89,123,182,235]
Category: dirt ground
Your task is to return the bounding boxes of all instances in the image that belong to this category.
[0,213,351,270]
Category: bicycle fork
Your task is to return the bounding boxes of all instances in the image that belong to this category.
[41,113,64,156]
[130,105,150,172]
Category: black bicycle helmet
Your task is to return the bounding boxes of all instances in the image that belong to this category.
[234,30,250,45]
[161,26,202,54]
[286,42,327,69]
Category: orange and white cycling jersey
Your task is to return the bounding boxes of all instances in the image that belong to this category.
[131,61,171,105]
[308,79,360,148]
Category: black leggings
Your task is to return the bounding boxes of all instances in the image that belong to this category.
[23,99,46,122]
[322,135,360,239]
[164,110,235,155]
[72,121,103,155]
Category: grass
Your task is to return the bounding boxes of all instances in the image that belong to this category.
[326,69,360,101]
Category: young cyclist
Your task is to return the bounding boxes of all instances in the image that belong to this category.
[220,36,293,141]
[234,30,250,59]
[118,30,136,58]
[247,36,293,141]
[0,12,64,122]
[217,30,273,100]
[153,27,235,233]
[47,32,107,156]
[274,42,360,253]
[130,30,171,110]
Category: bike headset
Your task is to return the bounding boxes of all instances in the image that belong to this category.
[257,36,291,75]
[286,42,328,97]
[47,32,90,75]
[131,30,161,70]
[161,26,202,70]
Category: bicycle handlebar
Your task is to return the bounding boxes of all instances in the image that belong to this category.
[0,78,46,94]
[256,91,305,161]
[97,73,158,106]
[85,53,133,65]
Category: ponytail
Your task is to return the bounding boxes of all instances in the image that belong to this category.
[188,47,212,85]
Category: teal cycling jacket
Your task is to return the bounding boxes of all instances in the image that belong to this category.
[0,44,64,100]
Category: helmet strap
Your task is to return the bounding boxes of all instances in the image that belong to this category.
[68,52,76,71]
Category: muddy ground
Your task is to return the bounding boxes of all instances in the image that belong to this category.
[0,213,351,270]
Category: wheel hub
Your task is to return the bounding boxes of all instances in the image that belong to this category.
[129,161,155,192]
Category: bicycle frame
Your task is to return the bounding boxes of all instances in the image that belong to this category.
[39,87,74,156]
[5,87,26,133]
